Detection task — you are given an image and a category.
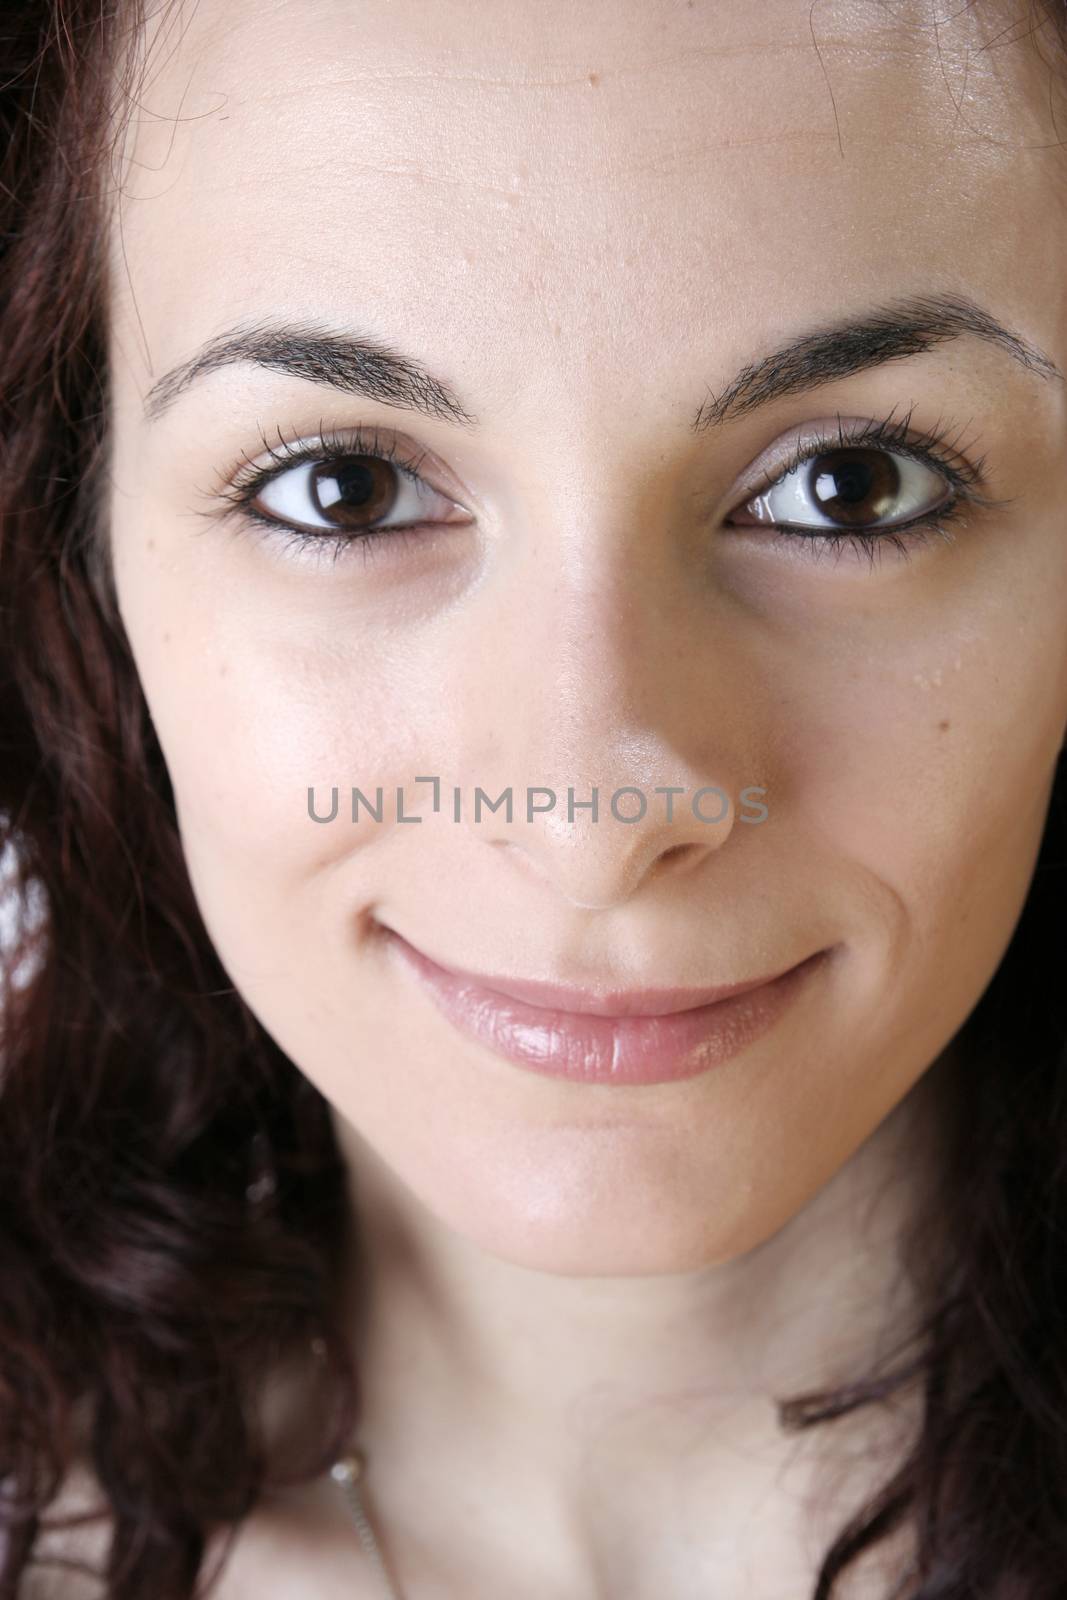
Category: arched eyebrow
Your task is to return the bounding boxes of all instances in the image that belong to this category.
[142,317,478,429]
[691,291,1063,431]
[141,291,1062,431]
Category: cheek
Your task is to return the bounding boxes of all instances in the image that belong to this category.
[767,569,1067,1049]
[110,531,452,980]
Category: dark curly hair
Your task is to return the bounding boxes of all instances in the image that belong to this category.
[2,2,1067,1596]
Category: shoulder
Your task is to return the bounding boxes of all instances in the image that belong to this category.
[202,1478,387,1600]
[7,1455,111,1599]
[5,1450,384,1600]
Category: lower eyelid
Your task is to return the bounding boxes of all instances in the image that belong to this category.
[763,502,966,564]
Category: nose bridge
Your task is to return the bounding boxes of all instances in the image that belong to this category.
[537,566,654,779]
[511,456,687,758]
[455,503,749,904]
[482,532,683,784]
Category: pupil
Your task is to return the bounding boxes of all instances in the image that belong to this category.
[311,457,396,528]
[810,449,898,527]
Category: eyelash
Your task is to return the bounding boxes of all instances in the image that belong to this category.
[739,405,1005,569]
[204,406,1006,570]
[204,420,436,569]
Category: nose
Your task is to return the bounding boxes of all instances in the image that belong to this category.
[450,519,754,911]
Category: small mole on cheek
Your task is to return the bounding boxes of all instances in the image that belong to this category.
[588,70,601,86]
[938,719,950,733]
[147,538,155,550]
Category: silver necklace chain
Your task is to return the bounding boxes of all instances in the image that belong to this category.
[330,1451,407,1599]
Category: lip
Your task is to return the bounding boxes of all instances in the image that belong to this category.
[381,927,829,1086]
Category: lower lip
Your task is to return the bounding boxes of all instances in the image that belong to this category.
[383,932,828,1086]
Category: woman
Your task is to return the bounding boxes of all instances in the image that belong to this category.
[3,0,1067,1594]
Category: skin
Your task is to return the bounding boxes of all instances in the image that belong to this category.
[101,0,1067,1593]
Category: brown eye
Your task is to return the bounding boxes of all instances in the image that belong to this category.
[247,448,463,540]
[306,457,400,531]
[804,449,900,527]
[730,445,952,535]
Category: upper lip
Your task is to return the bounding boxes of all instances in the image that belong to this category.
[382,926,813,1017]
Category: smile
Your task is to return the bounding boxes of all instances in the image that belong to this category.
[380,927,831,1086]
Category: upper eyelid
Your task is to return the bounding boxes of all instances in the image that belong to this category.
[214,426,480,549]
[729,415,1022,524]
[192,418,444,515]
[231,421,428,490]
[741,412,982,496]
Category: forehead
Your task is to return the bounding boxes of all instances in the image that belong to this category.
[107,0,1064,417]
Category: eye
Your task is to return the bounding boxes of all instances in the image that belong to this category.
[247,448,462,539]
[717,407,1008,568]
[199,421,474,567]
[728,444,952,536]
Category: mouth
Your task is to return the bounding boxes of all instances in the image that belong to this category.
[378,925,831,1086]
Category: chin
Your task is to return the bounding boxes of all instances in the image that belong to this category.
[417,1169,792,1279]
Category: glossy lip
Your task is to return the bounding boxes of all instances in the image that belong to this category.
[381,926,830,1086]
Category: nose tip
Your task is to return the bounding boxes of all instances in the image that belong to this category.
[560,839,712,910]
[484,798,732,911]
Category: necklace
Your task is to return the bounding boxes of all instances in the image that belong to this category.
[330,1451,406,1599]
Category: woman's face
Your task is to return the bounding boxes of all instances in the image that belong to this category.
[107,0,1067,1274]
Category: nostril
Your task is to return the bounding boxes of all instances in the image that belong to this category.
[658,842,698,868]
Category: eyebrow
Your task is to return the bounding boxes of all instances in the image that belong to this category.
[141,291,1062,432]
[692,292,1062,431]
[142,318,478,429]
